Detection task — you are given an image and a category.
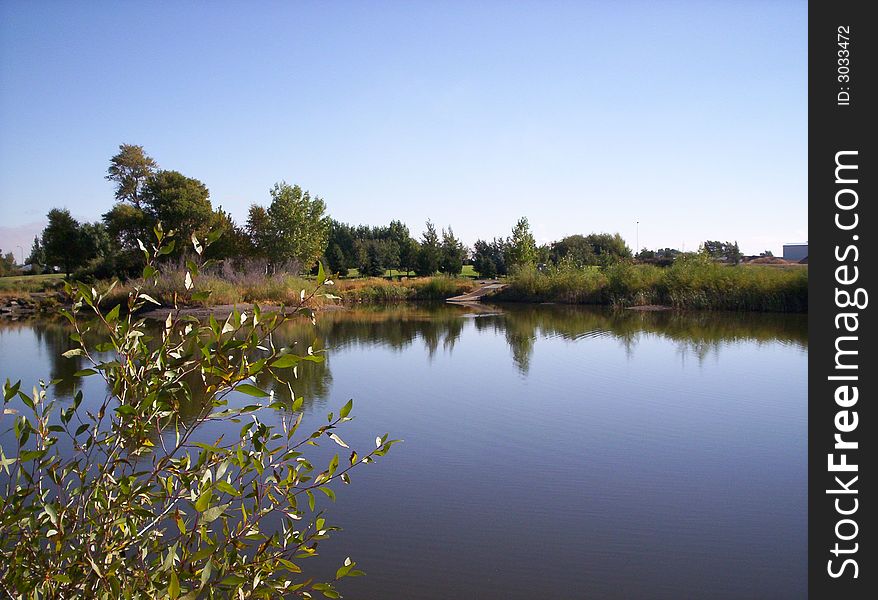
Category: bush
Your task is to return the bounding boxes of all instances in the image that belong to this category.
[1,229,398,597]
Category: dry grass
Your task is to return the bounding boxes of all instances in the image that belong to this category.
[94,270,478,312]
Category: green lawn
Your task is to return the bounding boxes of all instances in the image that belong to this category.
[338,264,480,279]
[0,273,65,293]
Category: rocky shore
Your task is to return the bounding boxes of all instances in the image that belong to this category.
[0,293,64,319]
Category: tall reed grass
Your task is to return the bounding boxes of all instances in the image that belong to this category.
[497,258,807,312]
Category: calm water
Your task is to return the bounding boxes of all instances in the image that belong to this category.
[0,304,807,599]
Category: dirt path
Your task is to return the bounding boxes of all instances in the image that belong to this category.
[446,282,507,303]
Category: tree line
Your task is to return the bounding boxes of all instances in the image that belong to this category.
[25,143,746,282]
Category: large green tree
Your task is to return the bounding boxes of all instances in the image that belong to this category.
[103,202,151,252]
[142,170,213,247]
[199,208,251,262]
[398,237,419,276]
[0,251,16,276]
[42,208,88,278]
[79,222,114,260]
[249,183,330,273]
[472,239,497,278]
[246,204,272,261]
[584,233,631,265]
[439,226,465,275]
[415,221,440,276]
[25,236,45,272]
[701,240,742,265]
[324,220,357,275]
[550,234,596,267]
[505,217,537,272]
[105,144,158,209]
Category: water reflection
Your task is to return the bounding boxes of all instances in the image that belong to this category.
[1,305,807,400]
[0,304,808,599]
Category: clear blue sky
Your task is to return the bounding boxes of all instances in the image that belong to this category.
[1,0,806,258]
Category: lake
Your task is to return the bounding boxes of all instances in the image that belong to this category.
[0,304,807,599]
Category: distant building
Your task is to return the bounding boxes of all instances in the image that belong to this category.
[782,243,808,262]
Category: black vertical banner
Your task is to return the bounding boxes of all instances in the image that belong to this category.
[809,1,875,598]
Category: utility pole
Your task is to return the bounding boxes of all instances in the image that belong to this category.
[635,221,639,255]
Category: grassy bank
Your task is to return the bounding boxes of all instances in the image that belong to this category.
[495,259,808,312]
[93,272,478,309]
[3,260,807,313]
[0,273,65,294]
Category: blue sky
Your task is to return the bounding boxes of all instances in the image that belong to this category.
[0,0,806,258]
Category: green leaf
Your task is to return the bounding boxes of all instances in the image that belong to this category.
[195,489,212,512]
[105,303,121,323]
[18,391,35,409]
[312,583,340,598]
[339,399,353,419]
[143,265,157,280]
[235,383,269,398]
[270,354,300,369]
[19,449,46,462]
[202,503,229,523]
[169,570,180,599]
[62,349,83,358]
[206,229,224,246]
[317,260,326,285]
[157,239,176,255]
[74,369,97,377]
[3,379,21,402]
[215,481,240,497]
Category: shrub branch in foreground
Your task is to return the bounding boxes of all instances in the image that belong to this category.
[0,225,399,599]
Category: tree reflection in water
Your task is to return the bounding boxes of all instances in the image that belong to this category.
[10,303,806,405]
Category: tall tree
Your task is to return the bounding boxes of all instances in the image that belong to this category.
[0,251,16,276]
[326,244,349,276]
[142,170,213,247]
[79,222,114,260]
[472,239,498,278]
[246,204,273,261]
[356,240,387,277]
[105,144,158,209]
[415,220,440,276]
[204,208,250,261]
[550,234,596,267]
[325,220,357,274]
[505,217,537,272]
[250,182,330,273]
[398,237,419,276]
[25,236,45,271]
[103,203,151,252]
[439,226,464,275]
[584,233,631,265]
[42,208,87,278]
[700,240,742,264]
